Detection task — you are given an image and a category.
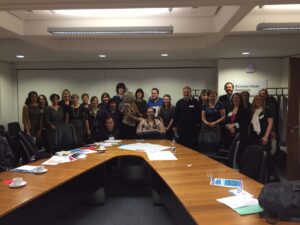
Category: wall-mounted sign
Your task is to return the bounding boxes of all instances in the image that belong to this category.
[234,80,266,96]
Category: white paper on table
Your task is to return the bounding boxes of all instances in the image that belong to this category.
[42,155,74,165]
[104,139,122,143]
[118,143,169,152]
[217,195,258,209]
[146,151,177,161]
[11,165,38,172]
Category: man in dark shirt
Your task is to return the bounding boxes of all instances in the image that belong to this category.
[219,82,234,114]
[173,86,201,150]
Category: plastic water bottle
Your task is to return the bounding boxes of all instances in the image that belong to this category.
[171,138,176,153]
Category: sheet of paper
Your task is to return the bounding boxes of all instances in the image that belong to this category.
[42,155,74,165]
[11,165,38,172]
[217,195,258,209]
[118,143,169,152]
[146,151,177,161]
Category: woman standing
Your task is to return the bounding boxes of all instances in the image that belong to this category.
[135,88,147,117]
[22,91,41,139]
[44,93,65,152]
[67,94,85,145]
[99,92,110,112]
[105,99,122,130]
[159,94,175,140]
[122,92,143,139]
[137,107,165,138]
[37,94,48,148]
[85,96,105,142]
[59,89,72,120]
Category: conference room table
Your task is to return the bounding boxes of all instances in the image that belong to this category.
[0,140,296,225]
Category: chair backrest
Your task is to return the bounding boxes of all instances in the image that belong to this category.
[7,122,21,137]
[0,130,20,165]
[0,135,15,171]
[56,124,78,151]
[199,125,221,152]
[240,145,268,183]
[226,133,241,168]
[17,132,36,164]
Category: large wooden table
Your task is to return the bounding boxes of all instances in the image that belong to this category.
[0,140,295,225]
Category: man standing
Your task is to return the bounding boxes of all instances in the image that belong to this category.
[219,82,234,114]
[147,88,163,117]
[173,86,201,150]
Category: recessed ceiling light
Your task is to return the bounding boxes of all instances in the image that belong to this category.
[241,52,250,55]
[161,53,169,57]
[16,55,25,59]
[98,54,107,58]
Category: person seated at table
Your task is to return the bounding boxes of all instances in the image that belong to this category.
[99,117,120,141]
[104,98,122,130]
[137,107,165,138]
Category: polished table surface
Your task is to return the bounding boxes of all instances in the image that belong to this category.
[0,140,296,225]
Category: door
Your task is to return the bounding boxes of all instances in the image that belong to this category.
[287,58,300,180]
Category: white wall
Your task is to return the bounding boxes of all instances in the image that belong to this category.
[0,61,18,128]
[217,58,289,97]
[16,60,217,123]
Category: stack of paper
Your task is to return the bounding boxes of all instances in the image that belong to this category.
[42,155,76,165]
[11,165,39,173]
[118,143,169,153]
[217,195,263,215]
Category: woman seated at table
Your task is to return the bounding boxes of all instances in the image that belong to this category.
[137,107,165,139]
[99,117,120,141]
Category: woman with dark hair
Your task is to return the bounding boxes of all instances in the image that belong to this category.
[112,82,126,111]
[105,98,122,130]
[159,94,175,140]
[37,94,48,148]
[122,92,143,139]
[22,91,41,139]
[135,88,147,116]
[224,93,250,151]
[67,94,85,145]
[44,94,65,129]
[99,92,110,112]
[44,94,65,152]
[85,96,105,142]
[80,93,90,111]
[99,117,120,141]
[199,90,208,107]
[137,107,165,137]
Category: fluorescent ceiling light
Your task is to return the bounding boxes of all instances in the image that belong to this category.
[98,54,107,58]
[16,54,25,58]
[161,53,169,57]
[263,4,300,10]
[52,8,169,17]
[48,27,173,36]
[257,23,300,31]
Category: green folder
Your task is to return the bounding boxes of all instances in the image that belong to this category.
[234,204,263,215]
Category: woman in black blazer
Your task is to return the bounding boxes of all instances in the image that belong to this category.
[224,93,250,150]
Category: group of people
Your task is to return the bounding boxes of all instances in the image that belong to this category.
[22,82,275,174]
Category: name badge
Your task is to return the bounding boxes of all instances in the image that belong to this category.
[228,112,233,117]
[189,105,195,108]
[259,115,264,119]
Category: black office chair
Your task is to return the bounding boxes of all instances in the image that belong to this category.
[198,124,221,153]
[7,122,21,137]
[18,132,51,164]
[46,124,79,153]
[209,133,241,169]
[240,145,268,184]
[0,135,15,171]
